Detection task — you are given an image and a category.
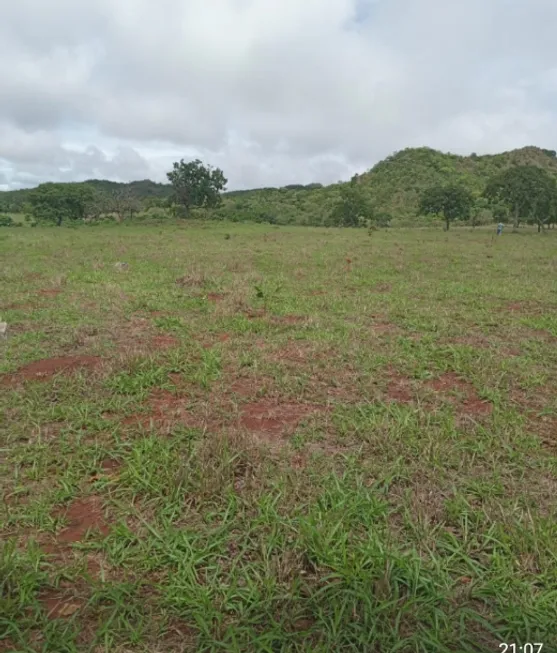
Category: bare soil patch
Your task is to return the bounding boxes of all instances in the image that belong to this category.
[2,356,102,385]
[426,372,492,416]
[505,300,547,315]
[56,497,110,544]
[151,335,179,350]
[371,320,400,335]
[100,458,121,473]
[39,590,83,620]
[3,302,36,310]
[122,389,202,430]
[41,496,111,582]
[229,375,273,399]
[270,315,307,325]
[386,369,414,404]
[206,292,226,302]
[200,332,232,348]
[239,401,322,442]
[272,341,313,364]
[38,289,62,297]
[245,308,266,319]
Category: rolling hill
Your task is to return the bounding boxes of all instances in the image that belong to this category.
[1,146,556,224]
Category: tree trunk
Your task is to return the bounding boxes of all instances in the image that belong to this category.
[445,215,450,231]
[513,206,519,231]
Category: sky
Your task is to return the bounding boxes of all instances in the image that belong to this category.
[1,0,556,191]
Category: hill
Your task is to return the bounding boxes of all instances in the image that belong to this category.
[1,145,556,224]
[213,146,557,224]
[0,179,172,213]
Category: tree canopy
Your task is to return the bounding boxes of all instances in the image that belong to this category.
[327,179,375,227]
[166,159,227,217]
[29,183,94,226]
[484,165,557,231]
[419,185,474,230]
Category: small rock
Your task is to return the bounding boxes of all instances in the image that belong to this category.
[114,262,129,272]
[0,322,7,339]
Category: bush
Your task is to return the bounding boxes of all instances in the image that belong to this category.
[0,215,16,227]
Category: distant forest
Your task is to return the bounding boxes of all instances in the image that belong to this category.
[1,146,556,228]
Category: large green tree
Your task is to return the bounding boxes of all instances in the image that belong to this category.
[484,165,557,231]
[327,179,375,227]
[419,185,474,230]
[166,159,227,217]
[29,183,94,226]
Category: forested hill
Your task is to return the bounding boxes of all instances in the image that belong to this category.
[0,179,172,211]
[1,145,556,223]
[354,146,557,220]
[214,145,557,224]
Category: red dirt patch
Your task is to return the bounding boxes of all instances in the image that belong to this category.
[372,320,399,335]
[426,373,492,416]
[151,334,179,349]
[207,292,226,302]
[56,496,110,544]
[199,332,232,348]
[245,308,266,319]
[240,401,321,440]
[3,302,36,310]
[38,288,62,297]
[122,390,202,430]
[272,341,313,364]
[100,458,120,473]
[230,376,272,398]
[386,370,414,404]
[505,300,547,315]
[2,356,102,384]
[39,590,82,620]
[271,315,307,325]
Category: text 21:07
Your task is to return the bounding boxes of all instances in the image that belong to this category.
[500,645,543,653]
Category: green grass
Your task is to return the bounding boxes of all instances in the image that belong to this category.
[1,224,557,652]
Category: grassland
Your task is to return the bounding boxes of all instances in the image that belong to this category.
[1,224,557,652]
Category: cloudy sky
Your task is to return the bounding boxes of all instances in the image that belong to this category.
[1,0,556,191]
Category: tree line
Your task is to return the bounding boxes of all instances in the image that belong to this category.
[1,155,557,230]
[419,165,557,231]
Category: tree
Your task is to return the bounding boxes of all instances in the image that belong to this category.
[470,197,493,228]
[484,165,557,231]
[108,188,142,222]
[327,178,374,227]
[29,183,93,226]
[419,185,474,230]
[166,159,227,217]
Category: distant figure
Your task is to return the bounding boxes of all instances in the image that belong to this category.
[497,223,504,236]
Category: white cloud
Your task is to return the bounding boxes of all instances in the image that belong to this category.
[0,0,556,190]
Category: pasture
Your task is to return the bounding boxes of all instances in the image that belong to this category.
[1,224,557,652]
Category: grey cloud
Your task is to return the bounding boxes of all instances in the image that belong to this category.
[0,0,556,190]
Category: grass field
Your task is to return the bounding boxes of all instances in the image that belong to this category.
[1,224,557,652]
